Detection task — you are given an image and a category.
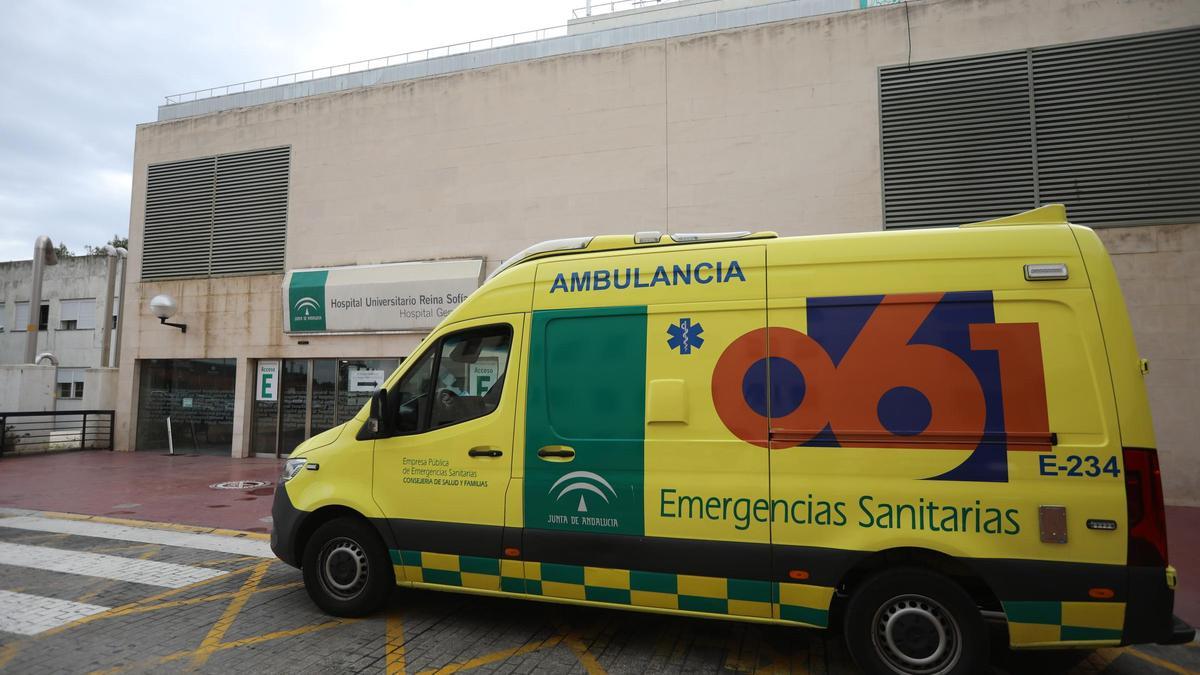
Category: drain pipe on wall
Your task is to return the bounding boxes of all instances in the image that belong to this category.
[98,245,118,367]
[111,247,127,367]
[24,236,59,364]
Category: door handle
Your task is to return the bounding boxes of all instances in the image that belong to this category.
[468,447,503,458]
[537,446,575,459]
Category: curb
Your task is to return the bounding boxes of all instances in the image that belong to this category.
[18,510,272,541]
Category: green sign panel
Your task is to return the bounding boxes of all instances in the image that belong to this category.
[288,270,328,332]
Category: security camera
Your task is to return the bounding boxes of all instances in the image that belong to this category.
[149,294,178,320]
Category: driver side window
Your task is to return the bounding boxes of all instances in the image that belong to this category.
[389,324,512,435]
[391,347,435,434]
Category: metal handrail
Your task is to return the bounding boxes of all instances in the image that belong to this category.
[164,24,570,105]
[163,0,692,106]
[572,0,674,19]
[0,409,115,456]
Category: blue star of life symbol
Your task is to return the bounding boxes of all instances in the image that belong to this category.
[667,318,704,355]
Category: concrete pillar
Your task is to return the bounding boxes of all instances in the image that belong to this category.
[230,356,253,458]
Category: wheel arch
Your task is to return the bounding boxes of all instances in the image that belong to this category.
[832,547,1003,624]
[293,504,390,567]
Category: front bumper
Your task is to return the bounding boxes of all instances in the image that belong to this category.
[270,484,305,568]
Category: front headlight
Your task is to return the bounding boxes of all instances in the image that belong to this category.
[281,458,307,482]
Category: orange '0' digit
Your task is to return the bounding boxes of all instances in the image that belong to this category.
[768,327,838,447]
[830,293,987,449]
[968,323,1050,450]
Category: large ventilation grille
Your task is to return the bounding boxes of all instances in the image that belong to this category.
[143,157,215,279]
[142,146,290,279]
[880,52,1034,229]
[880,27,1200,229]
[211,146,290,275]
[1034,30,1200,226]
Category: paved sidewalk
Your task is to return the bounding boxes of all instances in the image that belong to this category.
[0,451,284,533]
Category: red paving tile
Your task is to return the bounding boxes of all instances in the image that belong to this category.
[1168,505,1200,627]
[0,450,1196,627]
[0,450,285,533]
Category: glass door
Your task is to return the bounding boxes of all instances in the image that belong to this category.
[281,360,309,454]
[249,357,402,457]
[310,359,337,437]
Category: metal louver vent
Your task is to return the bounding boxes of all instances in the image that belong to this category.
[142,157,215,279]
[880,27,1200,229]
[211,146,290,275]
[880,52,1035,228]
[1034,29,1200,226]
[142,146,290,279]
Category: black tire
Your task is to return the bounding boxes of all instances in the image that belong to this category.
[843,567,988,675]
[301,517,394,617]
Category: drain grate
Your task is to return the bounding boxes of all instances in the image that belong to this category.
[209,480,272,490]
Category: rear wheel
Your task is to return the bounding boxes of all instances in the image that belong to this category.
[302,517,394,617]
[843,568,988,675]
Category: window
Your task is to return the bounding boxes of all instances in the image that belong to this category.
[388,325,512,434]
[142,146,290,279]
[59,299,97,330]
[56,368,85,399]
[14,302,49,332]
[880,27,1200,228]
[430,328,511,429]
[392,349,435,435]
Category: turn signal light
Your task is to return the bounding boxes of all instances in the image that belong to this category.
[504,547,521,557]
[788,570,810,580]
[1089,587,1115,599]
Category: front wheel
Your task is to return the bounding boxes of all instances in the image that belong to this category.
[843,568,988,675]
[301,517,394,617]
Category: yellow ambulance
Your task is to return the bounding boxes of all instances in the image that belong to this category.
[271,204,1192,674]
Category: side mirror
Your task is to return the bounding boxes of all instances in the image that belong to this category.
[367,387,393,437]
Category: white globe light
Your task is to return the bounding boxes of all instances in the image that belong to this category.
[149,294,178,320]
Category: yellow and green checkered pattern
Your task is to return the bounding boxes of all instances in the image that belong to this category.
[1003,600,1125,646]
[393,550,526,594]
[392,550,834,627]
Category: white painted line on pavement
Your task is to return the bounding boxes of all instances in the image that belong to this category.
[0,542,227,588]
[0,516,273,558]
[0,589,108,635]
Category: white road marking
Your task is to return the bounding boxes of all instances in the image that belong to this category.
[0,542,227,588]
[0,516,273,558]
[0,589,108,635]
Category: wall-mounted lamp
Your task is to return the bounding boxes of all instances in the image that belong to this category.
[149,294,187,333]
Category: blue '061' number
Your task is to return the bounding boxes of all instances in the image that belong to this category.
[1038,454,1120,478]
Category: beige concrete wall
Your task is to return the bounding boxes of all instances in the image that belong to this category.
[0,365,56,413]
[1098,224,1200,506]
[121,0,1200,501]
[0,255,116,368]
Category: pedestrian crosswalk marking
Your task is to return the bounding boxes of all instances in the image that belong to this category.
[0,542,227,589]
[0,589,108,635]
[0,516,272,558]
